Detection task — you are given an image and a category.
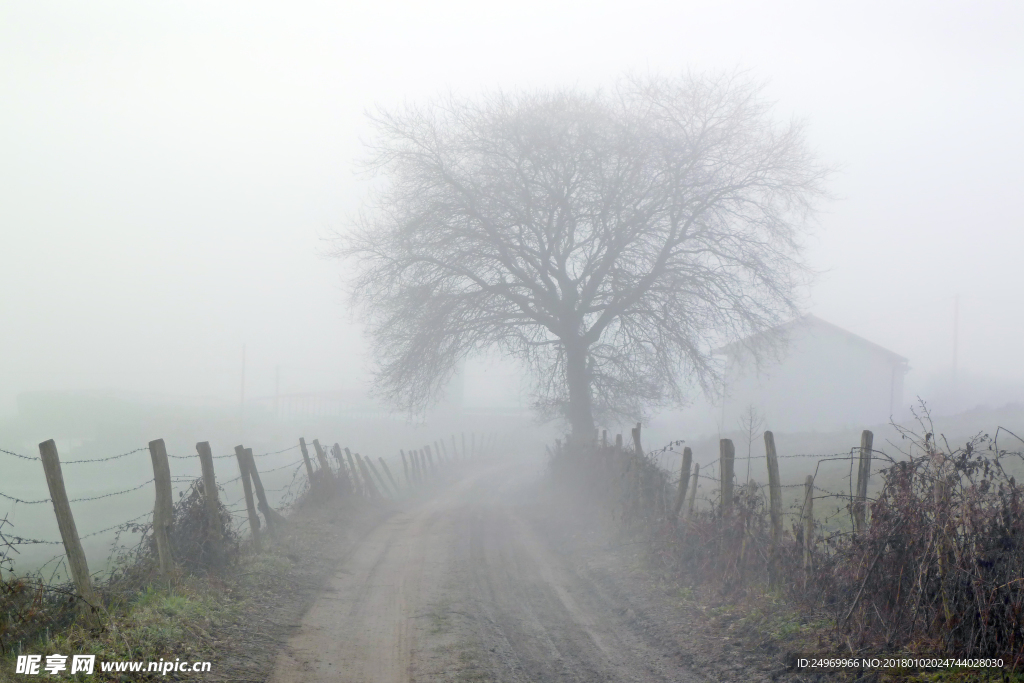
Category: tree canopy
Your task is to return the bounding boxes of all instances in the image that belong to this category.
[334,73,829,436]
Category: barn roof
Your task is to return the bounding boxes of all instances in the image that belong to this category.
[716,314,909,367]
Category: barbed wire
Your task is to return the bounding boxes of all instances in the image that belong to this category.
[62,447,150,464]
[0,447,39,461]
[0,490,52,505]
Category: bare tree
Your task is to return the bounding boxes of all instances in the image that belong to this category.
[333,72,829,437]
[738,404,766,484]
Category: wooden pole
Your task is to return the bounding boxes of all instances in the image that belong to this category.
[673,447,693,517]
[379,457,400,493]
[720,439,735,512]
[802,475,814,573]
[365,456,392,497]
[631,422,643,455]
[234,445,261,551]
[355,454,381,498]
[400,450,410,485]
[685,463,699,521]
[195,441,224,565]
[244,448,287,530]
[38,440,97,606]
[764,431,783,587]
[344,448,363,495]
[332,443,352,494]
[312,439,332,476]
[298,437,315,483]
[148,438,175,577]
[854,430,873,533]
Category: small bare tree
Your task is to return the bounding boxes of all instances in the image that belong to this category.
[334,72,829,436]
[738,404,766,484]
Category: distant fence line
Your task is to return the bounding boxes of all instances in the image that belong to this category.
[0,430,498,606]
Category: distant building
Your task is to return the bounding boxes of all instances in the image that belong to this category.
[718,315,909,432]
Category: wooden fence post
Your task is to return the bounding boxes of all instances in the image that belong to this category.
[854,430,873,533]
[355,454,381,498]
[631,422,643,455]
[244,448,287,530]
[234,445,261,551]
[673,447,693,517]
[400,450,410,485]
[379,457,400,494]
[764,431,783,588]
[802,475,814,573]
[148,438,175,577]
[365,457,392,497]
[312,439,332,476]
[439,440,450,463]
[615,433,622,452]
[299,437,315,484]
[344,448,362,495]
[685,463,699,520]
[720,439,735,512]
[38,440,97,607]
[332,444,352,494]
[195,441,224,565]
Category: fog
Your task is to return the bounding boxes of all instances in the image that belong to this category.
[2,0,1023,437]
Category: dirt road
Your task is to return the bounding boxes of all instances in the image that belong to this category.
[269,460,705,683]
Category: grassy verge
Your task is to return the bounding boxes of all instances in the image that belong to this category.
[1,495,392,682]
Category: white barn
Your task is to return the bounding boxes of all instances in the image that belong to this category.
[718,315,909,432]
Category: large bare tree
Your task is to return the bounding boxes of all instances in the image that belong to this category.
[334,73,829,437]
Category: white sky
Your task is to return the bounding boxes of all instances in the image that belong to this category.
[2,0,1022,414]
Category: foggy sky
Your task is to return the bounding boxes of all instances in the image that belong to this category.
[2,0,1022,416]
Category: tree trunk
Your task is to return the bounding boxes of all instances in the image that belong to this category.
[564,340,595,438]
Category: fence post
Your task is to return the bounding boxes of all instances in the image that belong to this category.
[355,454,381,498]
[299,437,315,484]
[400,450,410,485]
[379,457,400,494]
[673,447,693,518]
[425,445,435,473]
[312,439,332,476]
[854,430,873,533]
[631,422,643,455]
[234,445,262,552]
[365,457,392,497]
[148,438,175,577]
[245,448,287,530]
[343,448,362,495]
[439,440,450,463]
[764,431,783,587]
[332,444,352,494]
[615,433,623,452]
[685,463,699,521]
[38,440,98,607]
[803,475,814,573]
[195,441,224,565]
[720,439,735,512]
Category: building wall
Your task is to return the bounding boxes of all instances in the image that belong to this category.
[722,323,905,433]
